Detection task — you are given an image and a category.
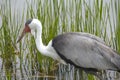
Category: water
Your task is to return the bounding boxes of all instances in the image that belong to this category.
[0,0,120,80]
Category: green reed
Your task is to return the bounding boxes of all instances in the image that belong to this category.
[0,0,119,80]
[115,0,120,53]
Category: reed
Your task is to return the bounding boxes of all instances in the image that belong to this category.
[0,0,119,80]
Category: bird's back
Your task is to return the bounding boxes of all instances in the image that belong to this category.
[52,32,120,71]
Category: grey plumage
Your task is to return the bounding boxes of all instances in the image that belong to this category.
[52,32,120,72]
[17,18,120,80]
[25,19,33,25]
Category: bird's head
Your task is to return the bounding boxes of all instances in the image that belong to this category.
[17,19,42,43]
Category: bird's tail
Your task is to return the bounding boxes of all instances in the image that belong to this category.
[112,52,120,71]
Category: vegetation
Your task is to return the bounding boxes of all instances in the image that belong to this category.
[0,0,119,80]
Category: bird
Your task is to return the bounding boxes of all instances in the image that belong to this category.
[17,19,120,79]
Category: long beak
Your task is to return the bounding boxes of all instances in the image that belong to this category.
[17,25,31,43]
[17,29,26,43]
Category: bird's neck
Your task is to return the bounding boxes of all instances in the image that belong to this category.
[35,28,47,55]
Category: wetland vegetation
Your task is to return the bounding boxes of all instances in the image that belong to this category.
[0,0,120,80]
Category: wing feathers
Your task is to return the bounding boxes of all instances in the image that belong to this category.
[52,32,120,70]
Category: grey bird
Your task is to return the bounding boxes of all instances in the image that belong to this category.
[17,19,120,80]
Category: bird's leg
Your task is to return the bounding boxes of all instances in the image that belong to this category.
[50,60,60,71]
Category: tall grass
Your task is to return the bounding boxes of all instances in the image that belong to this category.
[115,0,120,53]
[0,0,25,79]
[0,0,119,80]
